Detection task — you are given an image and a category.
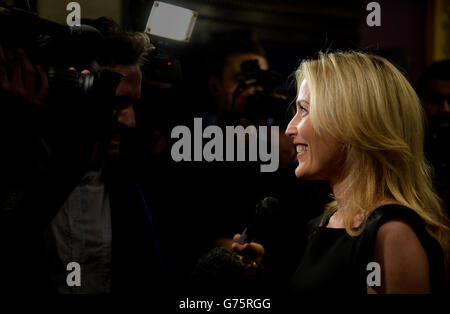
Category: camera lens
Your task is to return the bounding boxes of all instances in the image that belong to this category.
[47,66,96,95]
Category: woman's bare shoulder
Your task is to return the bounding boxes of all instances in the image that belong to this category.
[369,218,431,294]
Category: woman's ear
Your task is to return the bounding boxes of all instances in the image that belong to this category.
[208,75,221,97]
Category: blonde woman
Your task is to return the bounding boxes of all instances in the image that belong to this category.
[233,51,449,294]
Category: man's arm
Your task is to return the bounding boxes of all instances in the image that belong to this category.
[0,47,95,228]
[0,45,48,104]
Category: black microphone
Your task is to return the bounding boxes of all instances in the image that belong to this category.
[236,196,280,245]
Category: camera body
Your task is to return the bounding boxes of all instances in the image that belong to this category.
[232,59,288,126]
[0,5,123,98]
[47,66,124,98]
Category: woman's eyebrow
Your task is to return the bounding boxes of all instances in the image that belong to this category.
[296,99,310,105]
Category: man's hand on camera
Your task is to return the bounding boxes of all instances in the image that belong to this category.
[232,85,263,115]
[68,67,90,75]
[231,233,265,271]
[0,46,48,105]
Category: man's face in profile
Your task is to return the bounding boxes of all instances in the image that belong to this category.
[97,63,142,157]
[211,53,268,114]
[421,79,450,119]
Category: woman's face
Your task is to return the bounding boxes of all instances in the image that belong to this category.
[285,79,345,181]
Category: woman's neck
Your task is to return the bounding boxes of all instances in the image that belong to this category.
[328,175,349,228]
[328,175,401,229]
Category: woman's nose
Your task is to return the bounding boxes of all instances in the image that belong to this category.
[285,116,298,138]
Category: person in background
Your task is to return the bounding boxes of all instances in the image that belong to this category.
[418,59,450,216]
[0,17,164,294]
[195,32,328,292]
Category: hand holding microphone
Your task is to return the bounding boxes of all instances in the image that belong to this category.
[232,196,280,270]
[231,233,265,270]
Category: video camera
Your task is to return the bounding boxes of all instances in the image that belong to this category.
[0,5,127,100]
[232,59,289,126]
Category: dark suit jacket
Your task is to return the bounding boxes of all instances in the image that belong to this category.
[0,138,166,294]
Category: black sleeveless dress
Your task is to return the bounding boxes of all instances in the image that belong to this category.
[288,204,444,294]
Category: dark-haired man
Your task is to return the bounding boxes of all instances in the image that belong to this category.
[206,35,269,126]
[0,17,162,294]
[418,59,450,215]
[196,34,325,286]
[419,59,450,119]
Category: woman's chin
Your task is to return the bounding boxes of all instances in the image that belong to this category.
[295,168,307,179]
[295,166,317,180]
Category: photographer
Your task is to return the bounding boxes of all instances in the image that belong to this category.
[0,16,162,294]
[191,33,327,293]
[206,33,269,127]
[202,33,288,249]
[206,32,301,170]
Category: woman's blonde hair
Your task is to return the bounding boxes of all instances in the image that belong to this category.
[296,51,450,259]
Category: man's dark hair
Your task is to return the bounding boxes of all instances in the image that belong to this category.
[418,59,450,97]
[192,247,256,295]
[82,17,154,67]
[207,30,267,79]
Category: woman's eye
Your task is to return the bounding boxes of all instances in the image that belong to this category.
[298,105,308,116]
